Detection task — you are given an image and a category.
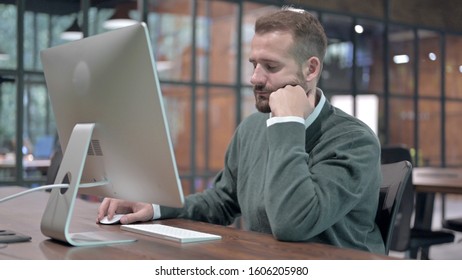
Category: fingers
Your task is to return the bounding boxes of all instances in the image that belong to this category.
[269,85,309,118]
[97,197,125,222]
[119,213,137,225]
[97,199,154,224]
[119,202,154,224]
[106,199,121,219]
[97,197,113,222]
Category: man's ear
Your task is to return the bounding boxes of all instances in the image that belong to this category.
[303,56,321,82]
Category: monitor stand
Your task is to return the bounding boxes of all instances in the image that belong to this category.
[40,123,136,246]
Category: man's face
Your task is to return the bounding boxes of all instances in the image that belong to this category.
[249,31,306,113]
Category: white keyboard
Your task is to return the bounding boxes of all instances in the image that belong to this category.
[120,224,222,243]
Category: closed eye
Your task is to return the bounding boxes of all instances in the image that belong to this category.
[266,64,280,72]
[248,59,281,72]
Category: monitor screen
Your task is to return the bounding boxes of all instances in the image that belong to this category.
[40,23,184,208]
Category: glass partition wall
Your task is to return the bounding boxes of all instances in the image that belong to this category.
[1,0,462,192]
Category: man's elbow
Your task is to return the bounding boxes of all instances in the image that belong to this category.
[271,224,308,242]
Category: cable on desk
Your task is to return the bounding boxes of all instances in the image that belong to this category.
[0,180,109,203]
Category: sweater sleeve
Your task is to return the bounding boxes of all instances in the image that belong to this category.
[159,130,241,226]
[264,121,381,242]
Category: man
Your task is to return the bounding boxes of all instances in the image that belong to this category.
[98,7,385,254]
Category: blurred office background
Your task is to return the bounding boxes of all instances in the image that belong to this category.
[0,0,462,198]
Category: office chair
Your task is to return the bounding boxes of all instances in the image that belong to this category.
[33,135,55,159]
[381,145,455,259]
[442,216,462,232]
[441,194,462,236]
[376,160,411,254]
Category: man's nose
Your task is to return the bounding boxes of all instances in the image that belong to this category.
[250,65,266,85]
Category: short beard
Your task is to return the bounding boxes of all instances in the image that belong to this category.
[253,71,307,113]
[254,85,272,113]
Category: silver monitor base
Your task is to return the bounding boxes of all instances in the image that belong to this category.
[40,123,136,246]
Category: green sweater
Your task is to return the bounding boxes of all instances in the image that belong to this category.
[161,98,385,254]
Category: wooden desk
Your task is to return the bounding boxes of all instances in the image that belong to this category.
[0,186,392,260]
[0,158,50,179]
[412,167,462,229]
[413,167,462,194]
[0,159,50,169]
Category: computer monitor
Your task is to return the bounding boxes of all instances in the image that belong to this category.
[39,22,184,246]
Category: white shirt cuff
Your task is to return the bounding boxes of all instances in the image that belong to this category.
[266,116,305,127]
[152,204,161,220]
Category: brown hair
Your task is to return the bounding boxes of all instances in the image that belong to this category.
[255,7,327,65]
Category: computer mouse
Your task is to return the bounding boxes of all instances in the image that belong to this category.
[99,214,124,225]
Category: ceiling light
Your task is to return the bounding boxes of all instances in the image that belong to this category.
[393,54,409,64]
[60,18,83,41]
[156,61,173,72]
[0,54,9,61]
[354,25,364,34]
[0,46,9,61]
[428,52,437,61]
[103,4,138,30]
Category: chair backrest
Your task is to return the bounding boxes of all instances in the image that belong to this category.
[380,145,415,251]
[33,135,55,159]
[375,160,412,254]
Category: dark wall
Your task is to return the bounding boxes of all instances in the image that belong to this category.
[295,0,462,33]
